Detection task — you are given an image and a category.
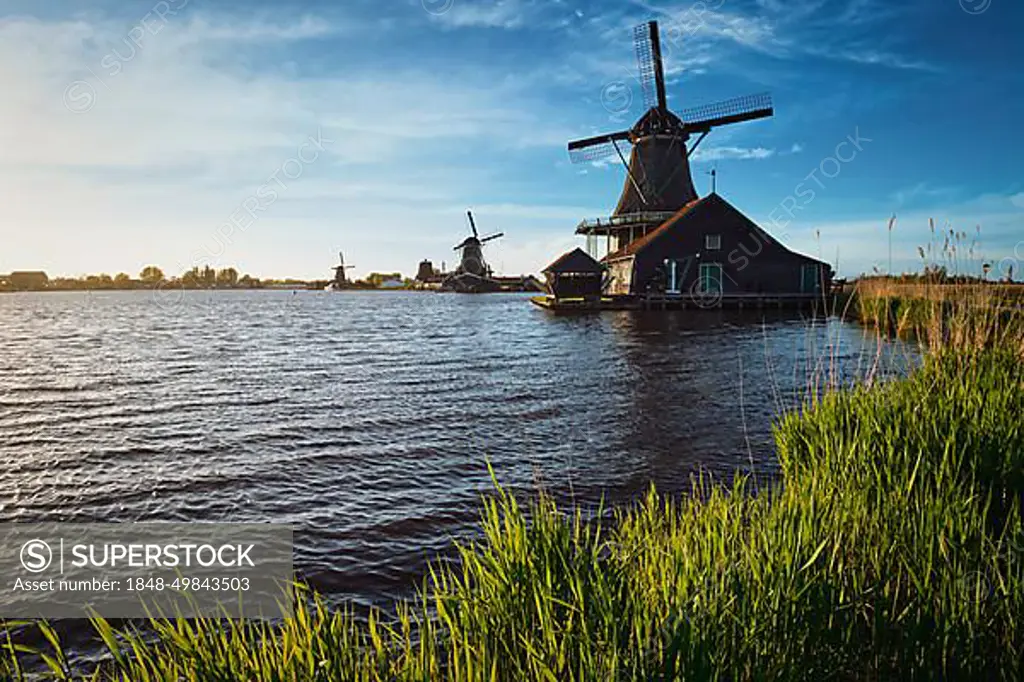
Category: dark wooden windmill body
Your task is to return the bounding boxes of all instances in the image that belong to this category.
[440,211,504,293]
[326,251,355,290]
[569,21,773,256]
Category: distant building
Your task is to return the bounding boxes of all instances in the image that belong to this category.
[367,272,404,288]
[415,260,442,283]
[1,271,49,290]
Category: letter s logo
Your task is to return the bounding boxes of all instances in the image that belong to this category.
[20,539,53,573]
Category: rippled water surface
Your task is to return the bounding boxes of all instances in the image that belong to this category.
[0,290,915,607]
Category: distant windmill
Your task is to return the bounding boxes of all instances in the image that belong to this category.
[441,211,504,293]
[328,251,355,290]
[568,20,773,215]
[453,211,503,278]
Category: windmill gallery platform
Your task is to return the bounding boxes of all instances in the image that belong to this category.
[536,20,832,312]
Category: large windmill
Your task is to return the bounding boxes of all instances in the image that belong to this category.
[569,21,773,240]
[539,20,833,305]
[440,211,504,293]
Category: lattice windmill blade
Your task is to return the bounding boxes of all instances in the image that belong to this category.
[633,21,665,110]
[466,210,479,239]
[569,143,619,164]
[567,130,632,164]
[480,233,504,244]
[680,93,773,132]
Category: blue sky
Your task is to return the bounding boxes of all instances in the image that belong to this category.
[1,0,1022,279]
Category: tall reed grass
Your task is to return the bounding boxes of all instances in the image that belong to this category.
[852,221,1024,351]
[4,299,1023,681]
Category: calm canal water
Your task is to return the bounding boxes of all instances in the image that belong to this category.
[0,290,916,608]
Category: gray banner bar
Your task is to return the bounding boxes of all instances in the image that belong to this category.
[0,524,293,619]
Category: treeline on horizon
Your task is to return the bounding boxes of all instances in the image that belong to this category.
[0,266,414,292]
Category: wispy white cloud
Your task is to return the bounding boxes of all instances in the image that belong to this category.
[629,0,937,73]
[181,14,341,42]
[692,146,775,161]
[805,45,940,72]
[428,0,527,29]
[890,182,960,208]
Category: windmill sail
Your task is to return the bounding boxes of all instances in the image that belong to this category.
[633,21,666,111]
[567,20,774,217]
[680,93,773,132]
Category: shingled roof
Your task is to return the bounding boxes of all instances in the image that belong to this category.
[543,247,604,274]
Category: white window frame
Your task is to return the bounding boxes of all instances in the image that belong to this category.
[705,234,722,251]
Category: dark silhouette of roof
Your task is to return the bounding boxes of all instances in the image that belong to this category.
[605,196,705,260]
[604,192,827,266]
[543,247,604,274]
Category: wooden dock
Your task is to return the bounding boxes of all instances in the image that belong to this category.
[531,293,832,313]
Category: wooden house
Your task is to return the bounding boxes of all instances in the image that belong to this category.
[600,193,831,298]
[542,247,604,299]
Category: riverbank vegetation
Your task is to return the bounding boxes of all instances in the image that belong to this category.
[4,295,1023,680]
[851,277,1023,345]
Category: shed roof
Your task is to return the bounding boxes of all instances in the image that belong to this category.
[543,247,604,274]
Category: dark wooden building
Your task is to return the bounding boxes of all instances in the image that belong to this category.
[1,271,49,291]
[599,193,831,298]
[542,247,604,299]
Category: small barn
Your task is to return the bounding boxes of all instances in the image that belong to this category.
[542,247,604,299]
[1,271,49,291]
[602,193,831,298]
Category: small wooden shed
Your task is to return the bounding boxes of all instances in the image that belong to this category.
[542,247,604,299]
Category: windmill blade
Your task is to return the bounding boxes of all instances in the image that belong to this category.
[567,130,632,164]
[480,233,504,244]
[680,93,773,132]
[568,129,631,152]
[633,21,662,110]
[569,142,620,164]
[650,21,667,110]
[453,238,470,251]
[467,210,478,239]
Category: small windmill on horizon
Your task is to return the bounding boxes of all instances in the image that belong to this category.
[327,251,355,291]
